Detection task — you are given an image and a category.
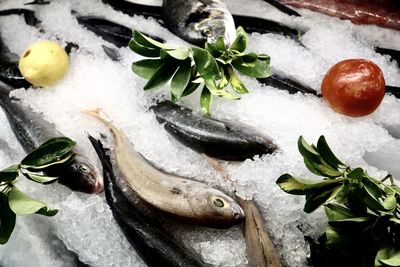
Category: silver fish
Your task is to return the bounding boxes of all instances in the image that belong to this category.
[83,109,245,227]
[162,0,236,46]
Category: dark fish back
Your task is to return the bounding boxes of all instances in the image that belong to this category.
[152,101,277,161]
[88,136,208,267]
[0,82,60,153]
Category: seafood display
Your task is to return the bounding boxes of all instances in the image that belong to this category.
[0,0,400,266]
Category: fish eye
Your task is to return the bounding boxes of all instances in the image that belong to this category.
[202,28,213,37]
[79,164,90,174]
[212,197,225,208]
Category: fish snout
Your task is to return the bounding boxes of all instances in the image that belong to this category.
[232,204,245,221]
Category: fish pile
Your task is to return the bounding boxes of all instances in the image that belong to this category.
[0,0,400,266]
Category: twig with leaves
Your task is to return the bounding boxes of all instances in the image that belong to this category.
[0,137,76,244]
[276,136,400,267]
[130,27,272,114]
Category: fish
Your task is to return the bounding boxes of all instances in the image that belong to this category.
[258,74,320,96]
[87,134,209,267]
[162,0,236,46]
[278,0,400,31]
[237,198,283,267]
[262,0,301,17]
[0,81,103,194]
[74,14,166,48]
[0,9,40,27]
[101,0,303,43]
[83,108,245,227]
[151,100,278,161]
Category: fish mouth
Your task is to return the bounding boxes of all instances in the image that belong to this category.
[94,177,104,193]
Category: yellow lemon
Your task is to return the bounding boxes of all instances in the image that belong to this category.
[19,40,69,87]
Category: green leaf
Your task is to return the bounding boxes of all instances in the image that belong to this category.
[325,203,356,221]
[143,60,179,90]
[346,167,364,181]
[8,187,57,216]
[128,38,160,58]
[218,66,230,89]
[242,53,258,64]
[325,226,344,248]
[132,59,163,79]
[0,165,19,182]
[232,58,272,78]
[215,36,226,51]
[171,59,192,101]
[132,31,173,50]
[182,81,201,97]
[298,136,322,164]
[229,26,248,53]
[192,47,220,80]
[200,86,212,115]
[258,54,271,64]
[0,193,15,244]
[164,48,190,60]
[379,250,400,266]
[317,136,345,169]
[276,173,341,195]
[328,216,372,228]
[22,151,75,171]
[205,42,223,58]
[21,170,58,184]
[304,185,342,213]
[375,246,396,267]
[226,65,248,94]
[204,79,240,100]
[21,138,76,168]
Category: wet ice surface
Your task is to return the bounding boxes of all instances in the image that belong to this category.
[0,0,399,266]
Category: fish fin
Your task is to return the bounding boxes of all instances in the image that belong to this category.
[81,108,111,126]
[87,133,113,172]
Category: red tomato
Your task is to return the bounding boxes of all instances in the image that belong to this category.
[321,59,386,117]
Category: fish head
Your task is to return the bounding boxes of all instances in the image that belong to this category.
[58,155,104,194]
[189,188,245,227]
[186,5,236,46]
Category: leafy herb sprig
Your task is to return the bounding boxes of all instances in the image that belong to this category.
[129,27,272,114]
[0,137,76,244]
[276,136,400,266]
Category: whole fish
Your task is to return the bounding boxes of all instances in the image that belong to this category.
[0,81,103,194]
[83,109,245,227]
[151,100,278,161]
[88,135,208,267]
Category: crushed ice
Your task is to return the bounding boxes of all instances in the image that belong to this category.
[0,0,400,266]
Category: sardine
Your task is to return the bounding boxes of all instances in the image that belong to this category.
[74,14,165,48]
[262,0,301,17]
[88,134,209,267]
[83,108,245,227]
[0,81,103,194]
[151,101,278,161]
[258,74,320,96]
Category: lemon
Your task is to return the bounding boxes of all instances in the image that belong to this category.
[19,40,69,87]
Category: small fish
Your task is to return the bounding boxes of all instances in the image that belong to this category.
[162,0,236,46]
[0,81,103,194]
[74,14,165,48]
[88,134,208,267]
[238,198,282,267]
[83,108,245,227]
[258,74,319,96]
[263,0,301,17]
[151,100,278,161]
